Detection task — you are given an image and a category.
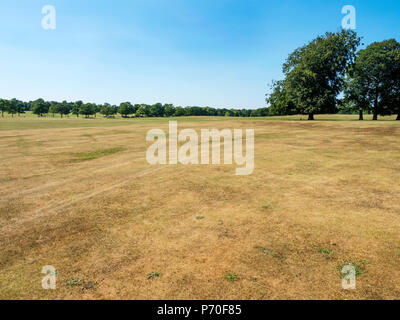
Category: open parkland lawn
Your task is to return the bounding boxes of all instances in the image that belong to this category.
[0,113,399,299]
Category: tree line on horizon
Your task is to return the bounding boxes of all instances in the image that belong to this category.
[266,30,400,120]
[0,98,270,119]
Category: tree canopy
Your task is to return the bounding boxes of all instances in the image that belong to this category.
[268,30,361,120]
[32,99,49,117]
[344,39,400,120]
[118,102,135,117]
[101,103,118,117]
[267,31,400,120]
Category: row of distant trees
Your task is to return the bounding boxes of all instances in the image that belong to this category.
[266,30,400,120]
[0,99,270,118]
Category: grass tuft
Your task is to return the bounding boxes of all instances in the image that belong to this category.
[72,147,124,162]
[262,248,272,255]
[225,273,238,281]
[148,272,161,279]
[66,278,83,287]
[317,248,333,255]
[338,261,365,277]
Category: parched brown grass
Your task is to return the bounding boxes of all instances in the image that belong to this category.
[0,116,399,300]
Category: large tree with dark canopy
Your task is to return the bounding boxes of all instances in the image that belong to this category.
[72,101,83,117]
[101,103,117,117]
[267,80,298,116]
[163,104,175,117]
[15,99,25,116]
[272,30,361,120]
[0,99,8,117]
[32,98,49,117]
[345,39,400,120]
[150,103,164,117]
[79,103,95,118]
[7,99,18,117]
[118,102,134,117]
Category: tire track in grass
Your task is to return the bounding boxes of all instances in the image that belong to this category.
[0,156,147,203]
[0,166,166,234]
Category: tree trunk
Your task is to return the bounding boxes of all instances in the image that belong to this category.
[396,113,400,120]
[373,95,378,120]
[359,108,363,121]
[308,113,314,120]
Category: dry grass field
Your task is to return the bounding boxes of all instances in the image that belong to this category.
[0,115,399,300]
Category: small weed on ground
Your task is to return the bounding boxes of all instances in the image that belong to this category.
[317,248,333,255]
[148,272,161,279]
[225,273,238,281]
[338,261,365,277]
[72,147,124,162]
[66,278,83,287]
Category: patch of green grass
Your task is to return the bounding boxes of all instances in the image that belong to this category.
[148,272,161,279]
[317,248,333,255]
[262,248,272,255]
[196,216,205,220]
[72,147,124,162]
[65,278,83,287]
[225,273,238,281]
[338,261,365,277]
[262,205,271,210]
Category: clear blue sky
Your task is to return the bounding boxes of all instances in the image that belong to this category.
[0,0,399,108]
